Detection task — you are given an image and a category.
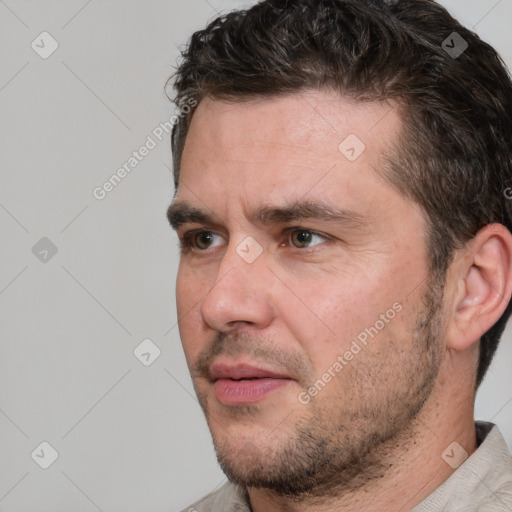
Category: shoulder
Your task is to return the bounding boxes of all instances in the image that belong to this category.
[467,422,512,511]
[413,422,512,512]
[178,481,249,512]
[474,484,512,512]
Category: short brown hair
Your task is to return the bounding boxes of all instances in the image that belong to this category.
[168,0,512,387]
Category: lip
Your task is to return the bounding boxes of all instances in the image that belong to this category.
[209,361,293,405]
[210,361,292,382]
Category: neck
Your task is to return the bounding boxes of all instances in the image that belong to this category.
[247,383,477,512]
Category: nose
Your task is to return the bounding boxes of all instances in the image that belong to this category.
[200,241,274,332]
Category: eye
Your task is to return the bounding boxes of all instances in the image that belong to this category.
[179,227,329,254]
[180,230,225,251]
[288,228,328,249]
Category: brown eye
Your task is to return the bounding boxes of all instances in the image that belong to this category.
[289,229,326,248]
[193,232,215,250]
[290,230,312,248]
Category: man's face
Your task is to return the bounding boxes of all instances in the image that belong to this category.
[170,91,446,496]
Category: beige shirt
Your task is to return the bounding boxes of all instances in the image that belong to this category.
[180,422,512,512]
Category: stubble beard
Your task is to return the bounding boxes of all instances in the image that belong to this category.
[194,278,446,499]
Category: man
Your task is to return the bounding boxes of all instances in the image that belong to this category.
[166,0,512,510]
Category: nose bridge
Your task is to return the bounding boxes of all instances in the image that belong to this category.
[213,234,266,295]
[200,235,272,330]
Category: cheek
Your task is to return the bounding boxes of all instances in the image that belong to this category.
[176,263,207,315]
[175,267,189,316]
[280,269,405,368]
[175,266,207,361]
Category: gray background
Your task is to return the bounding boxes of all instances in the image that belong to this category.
[0,0,511,510]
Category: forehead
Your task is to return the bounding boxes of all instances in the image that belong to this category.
[184,91,400,154]
[176,91,404,217]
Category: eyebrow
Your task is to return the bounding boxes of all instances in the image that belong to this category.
[167,200,367,232]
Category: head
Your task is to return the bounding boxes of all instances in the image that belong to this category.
[167,0,512,498]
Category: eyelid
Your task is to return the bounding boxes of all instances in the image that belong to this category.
[179,227,224,239]
[179,226,331,252]
[282,226,330,240]
[180,228,227,250]
[179,227,330,241]
[283,227,332,252]
[178,225,217,237]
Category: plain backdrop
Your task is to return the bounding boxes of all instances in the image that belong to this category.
[0,1,511,510]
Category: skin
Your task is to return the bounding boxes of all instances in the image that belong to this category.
[169,90,512,511]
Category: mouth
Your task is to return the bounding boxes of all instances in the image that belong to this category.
[209,361,294,405]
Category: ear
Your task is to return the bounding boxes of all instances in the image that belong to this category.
[447,224,512,351]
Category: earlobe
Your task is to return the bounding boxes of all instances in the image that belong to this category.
[447,224,512,351]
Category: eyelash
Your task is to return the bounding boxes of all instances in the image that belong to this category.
[178,227,330,254]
